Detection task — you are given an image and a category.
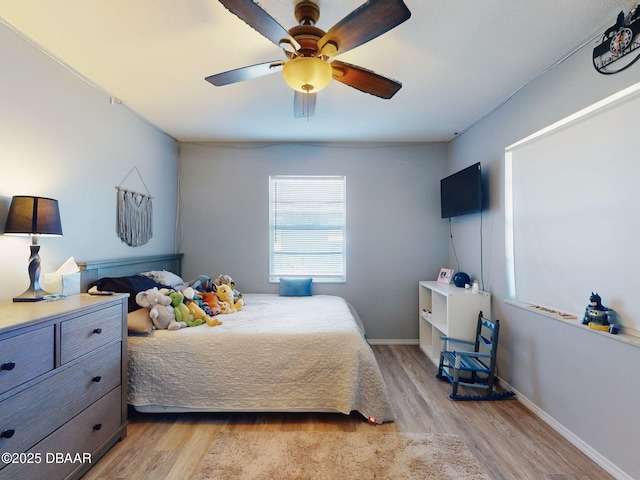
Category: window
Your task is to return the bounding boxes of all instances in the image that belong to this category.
[269,175,346,282]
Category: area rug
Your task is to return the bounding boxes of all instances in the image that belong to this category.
[191,431,490,480]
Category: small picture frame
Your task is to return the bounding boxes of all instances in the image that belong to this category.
[437,268,454,284]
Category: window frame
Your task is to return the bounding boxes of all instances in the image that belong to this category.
[268,175,346,283]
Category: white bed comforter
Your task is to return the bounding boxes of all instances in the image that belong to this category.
[127,294,395,423]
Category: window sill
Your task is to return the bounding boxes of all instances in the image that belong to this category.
[269,277,346,284]
[505,299,640,348]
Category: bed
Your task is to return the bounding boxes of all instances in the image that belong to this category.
[78,254,395,424]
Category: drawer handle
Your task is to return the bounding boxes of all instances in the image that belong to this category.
[92,376,102,383]
[1,362,15,371]
[93,328,103,334]
[1,428,15,439]
[93,423,102,431]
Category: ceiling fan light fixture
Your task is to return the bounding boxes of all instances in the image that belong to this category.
[282,57,332,93]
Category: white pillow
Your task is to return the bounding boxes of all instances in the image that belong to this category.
[140,269,184,287]
[127,308,153,335]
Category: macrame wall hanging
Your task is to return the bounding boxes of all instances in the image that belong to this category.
[116,167,153,247]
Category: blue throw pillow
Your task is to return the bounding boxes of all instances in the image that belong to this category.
[279,277,313,296]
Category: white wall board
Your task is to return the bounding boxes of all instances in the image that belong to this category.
[505,82,640,337]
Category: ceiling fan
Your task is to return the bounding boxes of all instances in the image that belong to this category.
[205,0,411,117]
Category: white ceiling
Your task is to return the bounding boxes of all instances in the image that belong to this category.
[0,0,633,143]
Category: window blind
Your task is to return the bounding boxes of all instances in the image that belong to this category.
[269,175,346,282]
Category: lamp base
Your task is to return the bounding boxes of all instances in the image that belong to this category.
[13,243,47,302]
[13,287,48,302]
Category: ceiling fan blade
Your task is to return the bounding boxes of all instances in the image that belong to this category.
[331,61,401,99]
[205,61,283,86]
[218,0,300,51]
[294,91,317,118]
[318,0,411,57]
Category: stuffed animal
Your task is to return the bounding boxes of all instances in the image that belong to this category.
[197,291,219,317]
[188,274,213,292]
[214,274,235,289]
[192,291,213,316]
[218,300,232,314]
[169,291,205,327]
[214,283,243,313]
[200,290,222,316]
[214,274,244,307]
[183,287,223,327]
[136,287,186,331]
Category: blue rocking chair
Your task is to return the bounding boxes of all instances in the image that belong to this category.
[436,311,515,401]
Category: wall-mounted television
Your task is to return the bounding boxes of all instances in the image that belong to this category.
[440,162,482,218]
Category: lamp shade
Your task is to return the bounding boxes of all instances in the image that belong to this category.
[4,196,63,236]
[282,57,333,93]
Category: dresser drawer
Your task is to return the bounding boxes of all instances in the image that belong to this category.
[0,326,54,395]
[0,343,121,465]
[2,386,123,480]
[61,305,122,364]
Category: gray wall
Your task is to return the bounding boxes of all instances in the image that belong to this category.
[178,142,448,340]
[448,34,640,480]
[0,22,179,303]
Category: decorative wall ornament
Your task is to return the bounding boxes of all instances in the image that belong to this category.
[593,5,640,74]
[116,167,153,247]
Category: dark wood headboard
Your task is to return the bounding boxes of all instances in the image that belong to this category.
[77,253,183,292]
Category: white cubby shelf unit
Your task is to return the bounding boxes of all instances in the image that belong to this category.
[418,281,491,365]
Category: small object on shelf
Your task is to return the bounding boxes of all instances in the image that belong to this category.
[581,292,619,334]
[437,268,454,284]
[452,272,470,287]
[88,286,115,296]
[528,304,577,320]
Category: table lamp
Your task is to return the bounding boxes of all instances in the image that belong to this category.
[3,196,63,302]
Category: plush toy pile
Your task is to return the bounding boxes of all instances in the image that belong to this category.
[135,274,244,330]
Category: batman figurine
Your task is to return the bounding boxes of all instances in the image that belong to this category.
[582,292,619,334]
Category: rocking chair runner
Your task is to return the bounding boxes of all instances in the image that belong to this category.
[436,311,515,401]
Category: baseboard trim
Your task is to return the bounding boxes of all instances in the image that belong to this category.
[500,379,633,480]
[366,339,419,345]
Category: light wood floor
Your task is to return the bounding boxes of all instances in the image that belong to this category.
[82,345,613,480]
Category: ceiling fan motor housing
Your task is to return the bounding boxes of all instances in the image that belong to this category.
[295,1,320,26]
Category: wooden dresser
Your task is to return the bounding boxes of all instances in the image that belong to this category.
[0,293,128,480]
